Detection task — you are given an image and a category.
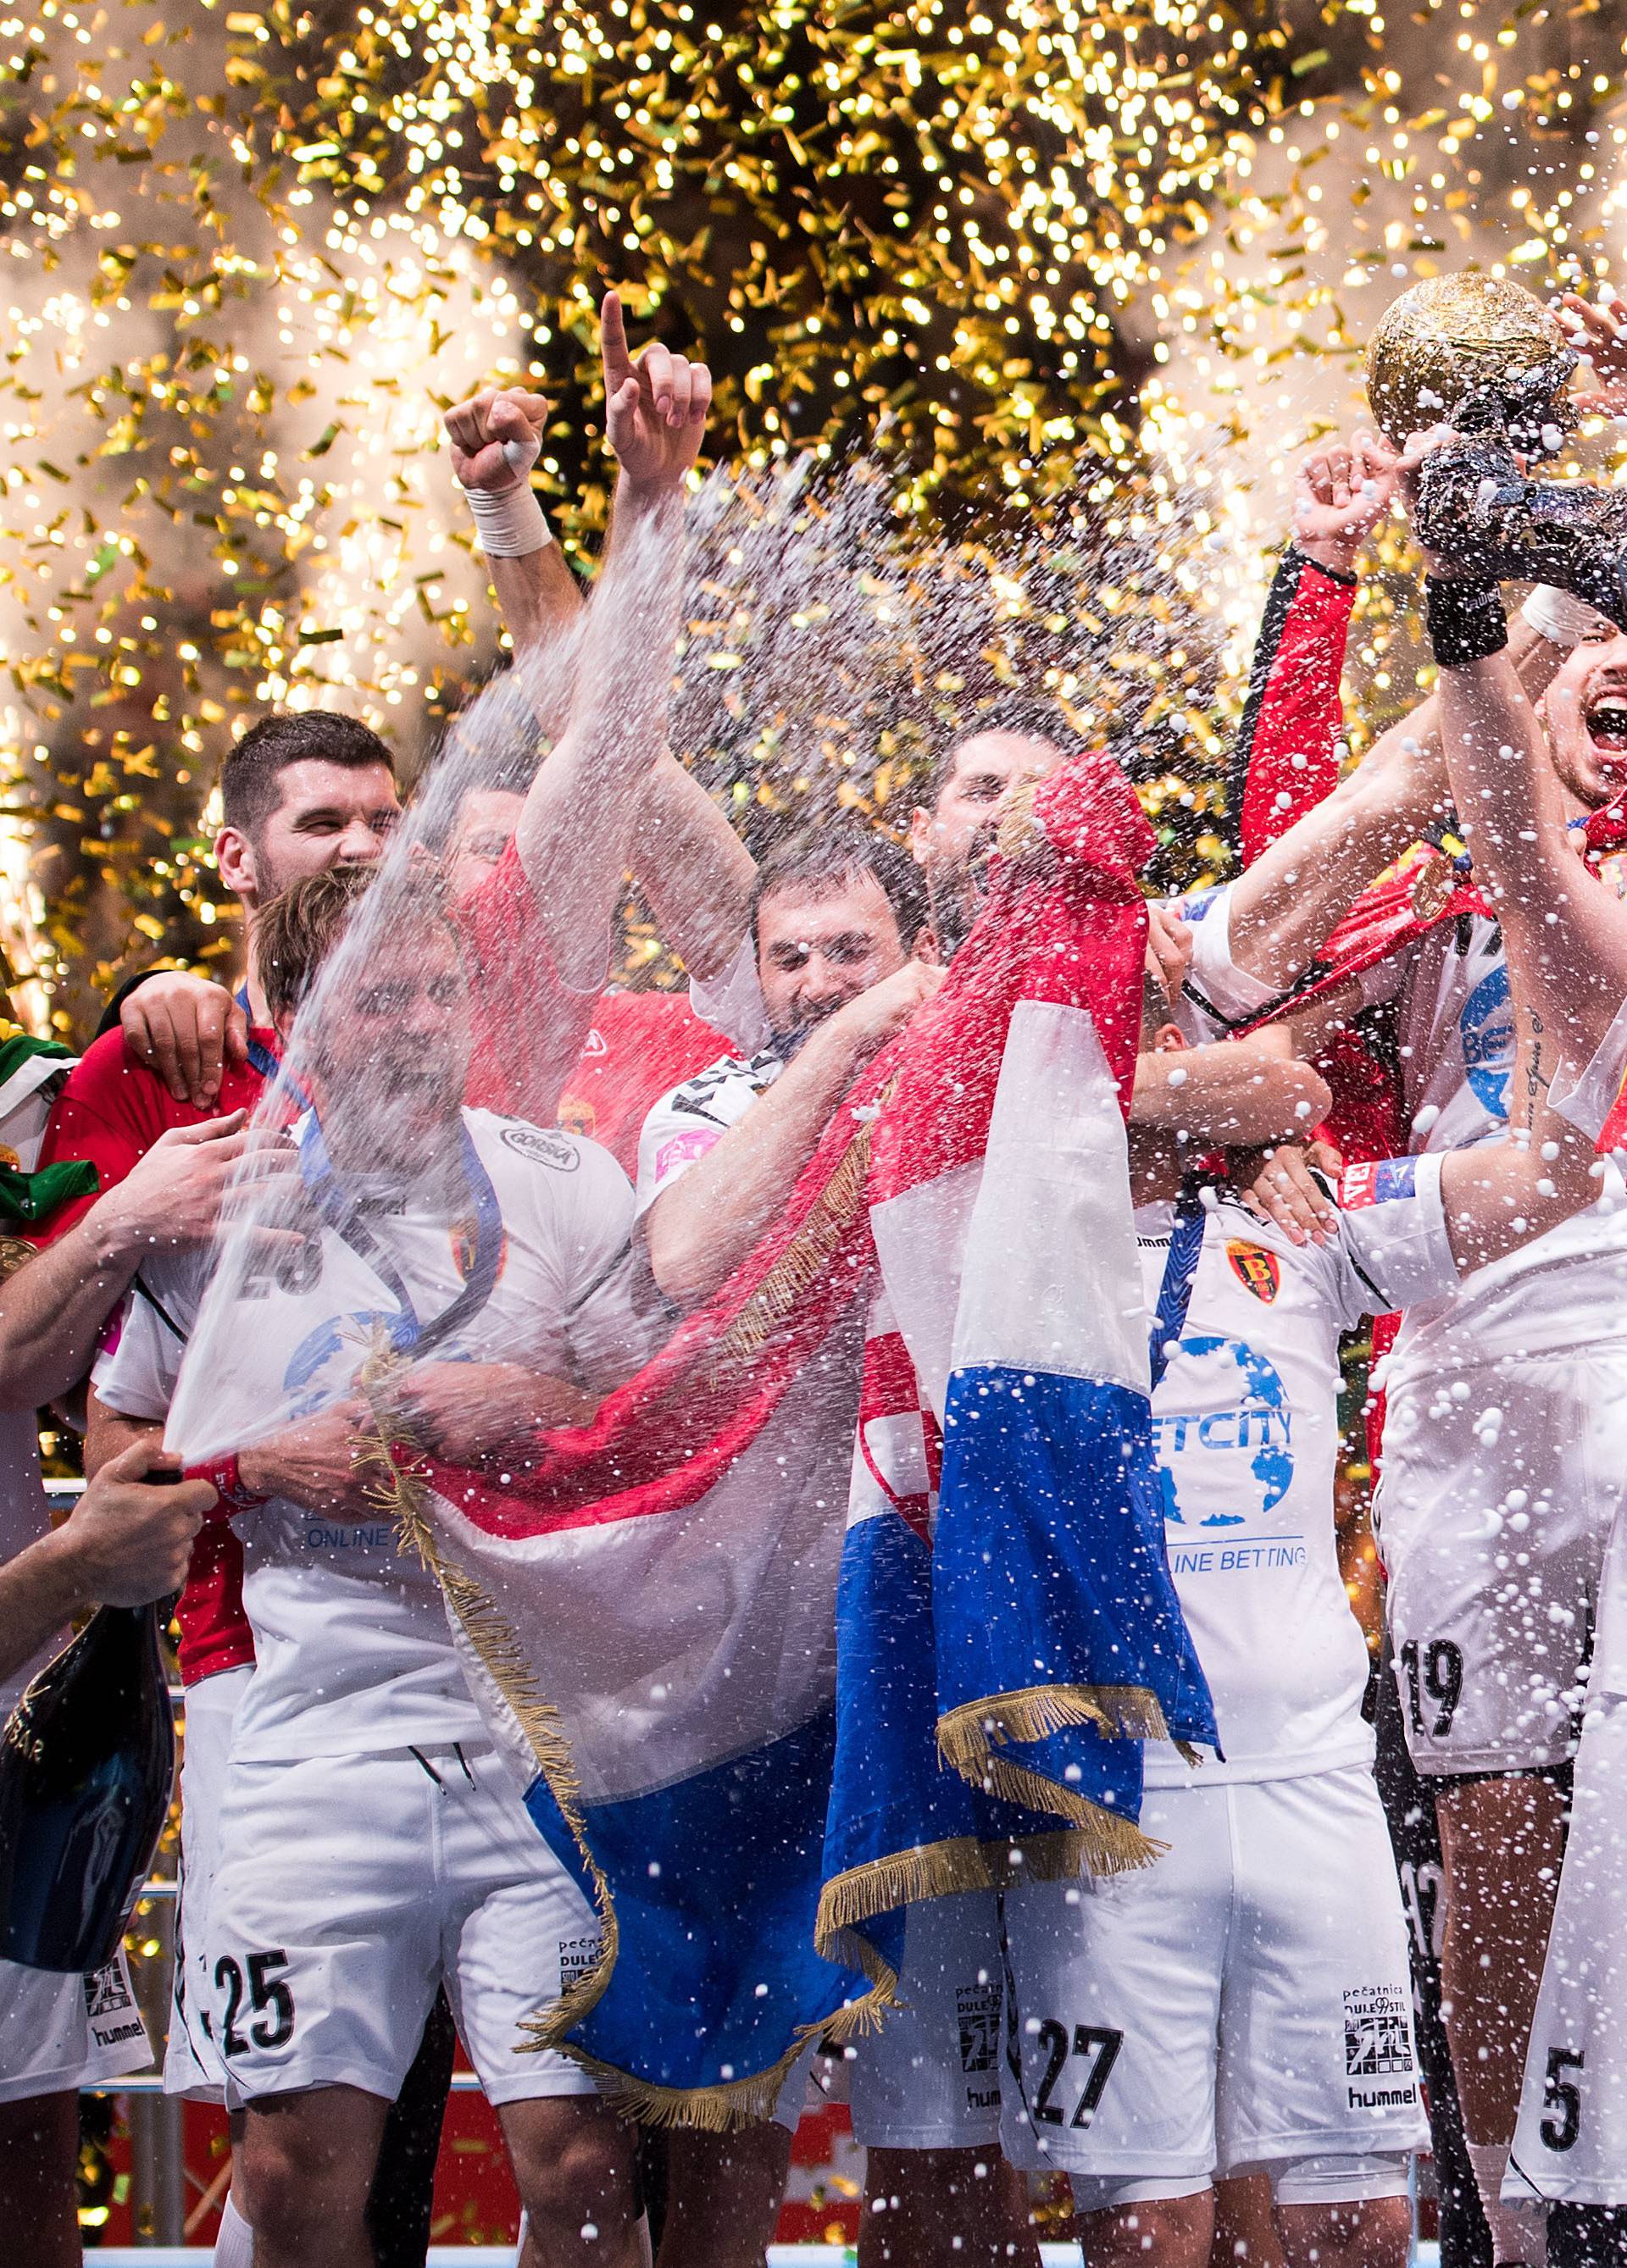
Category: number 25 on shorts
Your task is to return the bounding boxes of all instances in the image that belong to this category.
[214,1949,296,2058]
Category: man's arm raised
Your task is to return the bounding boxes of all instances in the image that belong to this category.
[512,291,713,991]
[444,383,584,734]
[1216,435,1585,1001]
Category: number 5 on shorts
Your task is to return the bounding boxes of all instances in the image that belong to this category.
[1540,2047,1584,2153]
[1033,2021,1124,2128]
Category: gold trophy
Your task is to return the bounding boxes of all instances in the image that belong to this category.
[1365,273,1577,455]
[1370,272,1627,628]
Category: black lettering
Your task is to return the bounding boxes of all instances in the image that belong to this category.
[214,1955,247,2059]
[1541,2047,1584,2154]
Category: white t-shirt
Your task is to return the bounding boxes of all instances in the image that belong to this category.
[0,1050,75,1718]
[1180,882,1627,1368]
[634,1044,789,1219]
[1140,1162,1456,1787]
[94,1108,646,1765]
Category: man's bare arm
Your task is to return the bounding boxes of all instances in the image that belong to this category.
[633,757,755,984]
[444,385,583,735]
[0,1117,285,1416]
[1436,650,1627,1067]
[1224,616,1572,996]
[514,293,710,990]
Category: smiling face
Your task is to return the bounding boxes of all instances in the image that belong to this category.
[754,869,909,1045]
[218,757,401,909]
[1540,626,1627,810]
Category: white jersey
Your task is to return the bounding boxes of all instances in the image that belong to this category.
[0,1047,75,1719]
[635,1043,788,1218]
[95,1108,646,1765]
[1180,882,1627,1368]
[1139,1162,1456,1787]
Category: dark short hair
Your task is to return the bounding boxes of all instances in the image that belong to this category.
[920,705,1069,809]
[221,713,396,840]
[750,821,928,951]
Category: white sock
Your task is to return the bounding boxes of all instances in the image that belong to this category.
[212,2190,254,2268]
[1466,2137,1545,2265]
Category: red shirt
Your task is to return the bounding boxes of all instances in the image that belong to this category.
[554,991,731,1178]
[458,839,602,1125]
[36,1028,275,1688]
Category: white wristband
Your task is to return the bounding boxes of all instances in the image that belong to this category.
[1522,584,1610,647]
[458,435,551,557]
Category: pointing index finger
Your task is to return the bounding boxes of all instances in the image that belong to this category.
[600,291,632,388]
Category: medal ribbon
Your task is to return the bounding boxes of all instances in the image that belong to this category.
[1148,1178,1208,1393]
[283,1111,504,1393]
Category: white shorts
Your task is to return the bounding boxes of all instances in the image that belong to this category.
[847,1891,1004,2149]
[0,1951,152,2104]
[206,1739,602,2109]
[999,1767,1427,2182]
[164,1664,250,2102]
[1512,1692,1627,2204]
[1377,1350,1627,1776]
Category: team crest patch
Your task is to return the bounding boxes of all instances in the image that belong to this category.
[84,1964,133,2021]
[556,1092,597,1139]
[1225,1241,1280,1303]
[499,1124,580,1171]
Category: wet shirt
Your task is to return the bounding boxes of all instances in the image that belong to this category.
[1140,1163,1456,1786]
[1180,882,1627,1368]
[93,1110,644,1765]
[634,1045,791,1218]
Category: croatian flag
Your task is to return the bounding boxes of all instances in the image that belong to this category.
[818,762,1216,1983]
[412,752,1212,2126]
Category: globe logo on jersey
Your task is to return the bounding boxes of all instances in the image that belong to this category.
[1460,962,1513,1119]
[1152,1334,1293,1532]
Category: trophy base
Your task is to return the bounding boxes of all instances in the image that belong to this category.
[1413,433,1627,633]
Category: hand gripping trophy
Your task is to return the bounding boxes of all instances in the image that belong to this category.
[1371,272,1627,626]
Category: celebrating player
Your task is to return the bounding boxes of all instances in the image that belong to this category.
[89,863,653,2268]
[1000,957,1602,2268]
[1397,424,1627,2268]
[1177,425,1627,2268]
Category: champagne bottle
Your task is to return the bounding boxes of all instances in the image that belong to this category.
[0,1594,175,1972]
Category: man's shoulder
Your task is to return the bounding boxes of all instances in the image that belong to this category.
[651,1047,781,1127]
[467,1108,630,1193]
[55,1029,186,1125]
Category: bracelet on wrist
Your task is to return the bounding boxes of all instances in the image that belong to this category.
[1425,577,1508,668]
[191,1451,266,1512]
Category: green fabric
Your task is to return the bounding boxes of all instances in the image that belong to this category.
[0,1032,75,1080]
[0,1156,97,1226]
[0,1032,95,1227]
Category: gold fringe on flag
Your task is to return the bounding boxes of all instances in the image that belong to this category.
[936,1679,1172,1776]
[712,1085,889,1368]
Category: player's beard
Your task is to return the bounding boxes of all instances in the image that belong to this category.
[930,830,994,962]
